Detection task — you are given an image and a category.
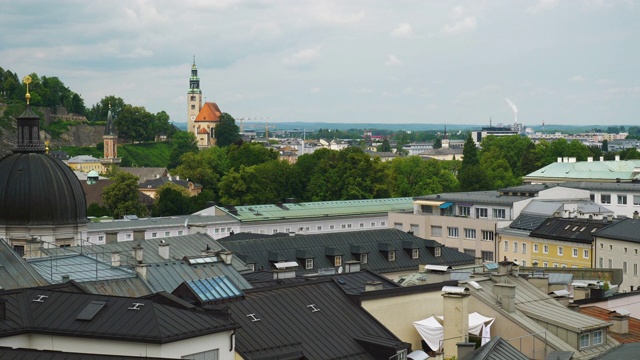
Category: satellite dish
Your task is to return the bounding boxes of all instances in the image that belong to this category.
[337,266,343,274]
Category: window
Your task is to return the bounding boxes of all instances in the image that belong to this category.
[514,242,518,253]
[601,194,611,204]
[272,229,279,234]
[334,256,342,267]
[522,260,527,266]
[305,258,314,270]
[347,224,352,228]
[573,248,578,257]
[636,249,639,255]
[558,246,563,256]
[317,225,322,231]
[177,231,183,236]
[371,222,376,227]
[381,221,386,226]
[634,195,640,206]
[583,249,589,258]
[624,261,628,274]
[543,245,549,254]
[618,195,628,205]
[553,263,558,268]
[98,235,104,242]
[360,253,368,264]
[151,233,157,238]
[342,224,347,229]
[284,228,290,233]
[599,257,603,268]
[330,225,335,230]
[493,208,506,219]
[522,243,527,254]
[434,247,442,257]
[447,227,459,238]
[182,349,219,360]
[533,243,539,253]
[481,230,494,241]
[388,251,396,262]
[476,208,488,218]
[13,245,25,256]
[410,224,419,234]
[164,231,170,237]
[125,233,132,240]
[504,240,509,252]
[590,194,595,201]
[609,259,613,268]
[579,333,590,348]
[481,251,494,261]
[635,263,638,276]
[360,223,365,228]
[394,223,403,230]
[259,229,266,234]
[421,205,433,214]
[215,228,220,234]
[458,206,471,217]
[412,249,419,259]
[464,228,476,239]
[609,244,613,250]
[431,226,442,237]
[464,249,476,257]
[625,247,628,253]
[593,330,603,345]
[543,261,548,267]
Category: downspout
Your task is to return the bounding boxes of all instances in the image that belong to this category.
[230,329,235,352]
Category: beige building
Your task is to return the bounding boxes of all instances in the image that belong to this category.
[593,218,640,292]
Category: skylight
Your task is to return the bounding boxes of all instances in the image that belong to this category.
[76,301,107,321]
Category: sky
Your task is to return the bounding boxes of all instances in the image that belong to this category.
[1,0,639,127]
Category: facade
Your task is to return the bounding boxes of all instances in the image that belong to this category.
[562,181,640,218]
[194,102,222,147]
[68,155,104,173]
[200,197,413,235]
[593,218,640,291]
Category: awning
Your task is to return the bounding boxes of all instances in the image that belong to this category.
[414,312,495,351]
[414,200,444,206]
[424,264,452,272]
[458,203,474,206]
[439,202,454,209]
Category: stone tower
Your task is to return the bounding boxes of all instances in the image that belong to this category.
[101,104,121,169]
[187,56,203,134]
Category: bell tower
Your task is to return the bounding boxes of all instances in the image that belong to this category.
[187,56,203,134]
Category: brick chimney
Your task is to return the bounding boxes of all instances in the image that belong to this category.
[132,244,144,262]
[442,288,470,358]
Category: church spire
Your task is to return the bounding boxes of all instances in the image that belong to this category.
[189,55,201,94]
[14,75,45,153]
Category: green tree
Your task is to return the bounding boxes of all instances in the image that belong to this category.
[214,113,241,147]
[378,138,392,152]
[87,203,110,217]
[102,171,147,219]
[386,157,457,197]
[152,183,194,216]
[602,139,609,152]
[168,131,198,170]
[86,96,126,122]
[226,142,278,170]
[174,147,229,198]
[461,134,479,166]
[433,138,442,149]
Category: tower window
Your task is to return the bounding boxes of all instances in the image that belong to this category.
[191,105,195,110]
[191,95,196,101]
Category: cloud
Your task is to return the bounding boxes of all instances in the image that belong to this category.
[309,3,365,24]
[527,0,560,14]
[391,23,415,38]
[425,104,439,111]
[353,87,374,94]
[385,54,403,66]
[310,87,321,93]
[451,5,465,19]
[570,75,587,82]
[442,17,477,35]
[283,46,321,66]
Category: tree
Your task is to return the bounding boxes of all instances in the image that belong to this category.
[168,131,198,170]
[174,147,229,198]
[386,157,457,197]
[226,142,278,170]
[602,139,609,152]
[152,183,194,216]
[378,138,392,152]
[102,171,147,219]
[461,134,479,166]
[214,113,241,147]
[85,95,126,122]
[433,138,442,149]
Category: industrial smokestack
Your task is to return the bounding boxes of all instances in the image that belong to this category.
[505,98,518,123]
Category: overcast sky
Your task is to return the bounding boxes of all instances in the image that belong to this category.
[2,0,638,127]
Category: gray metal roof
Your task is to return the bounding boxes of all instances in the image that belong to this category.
[415,191,531,205]
[28,254,137,284]
[219,229,475,275]
[562,181,640,192]
[88,214,238,232]
[460,335,529,360]
[185,276,243,303]
[144,260,252,294]
[594,218,640,243]
[0,239,48,290]
[595,343,640,359]
[530,218,613,244]
[40,233,251,272]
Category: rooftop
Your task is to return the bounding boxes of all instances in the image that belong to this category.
[415,191,531,206]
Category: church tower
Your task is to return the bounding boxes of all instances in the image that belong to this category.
[187,56,203,134]
[100,104,121,170]
[442,125,450,149]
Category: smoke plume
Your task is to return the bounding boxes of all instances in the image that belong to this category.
[505,98,518,122]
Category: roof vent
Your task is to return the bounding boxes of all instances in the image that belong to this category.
[32,295,49,303]
[307,304,320,313]
[128,302,144,310]
[246,313,260,322]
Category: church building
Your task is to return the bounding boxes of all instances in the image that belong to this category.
[187,57,222,148]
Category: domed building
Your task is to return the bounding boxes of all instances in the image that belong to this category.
[0,76,88,257]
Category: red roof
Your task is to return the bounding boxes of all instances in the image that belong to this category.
[195,102,222,122]
[579,306,640,343]
[197,127,209,134]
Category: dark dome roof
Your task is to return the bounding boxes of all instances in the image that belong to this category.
[0,153,89,226]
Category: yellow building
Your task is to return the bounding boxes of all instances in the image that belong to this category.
[68,155,105,173]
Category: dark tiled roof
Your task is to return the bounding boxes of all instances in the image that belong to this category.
[579,306,640,344]
[0,239,48,290]
[227,279,409,359]
[460,335,529,360]
[119,167,168,183]
[219,229,475,274]
[0,347,168,359]
[529,217,613,244]
[595,343,640,359]
[593,218,640,243]
[507,214,550,231]
[243,269,401,294]
[0,288,238,343]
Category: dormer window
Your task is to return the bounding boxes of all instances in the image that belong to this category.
[305,258,314,270]
[435,247,442,257]
[360,253,368,264]
[388,251,396,262]
[334,256,342,267]
[412,249,419,259]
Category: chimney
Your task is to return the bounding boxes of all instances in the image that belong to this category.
[136,263,147,280]
[527,275,549,294]
[610,314,629,334]
[365,281,384,291]
[442,288,470,358]
[273,268,296,280]
[634,211,639,220]
[344,261,361,273]
[615,155,620,162]
[111,251,121,267]
[493,283,516,313]
[61,274,70,282]
[568,304,581,312]
[573,287,590,301]
[588,157,593,162]
[600,156,604,161]
[159,241,170,260]
[217,250,233,265]
[557,157,563,163]
[0,298,5,320]
[563,157,569,163]
[132,244,144,262]
[176,175,180,181]
[457,342,476,360]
